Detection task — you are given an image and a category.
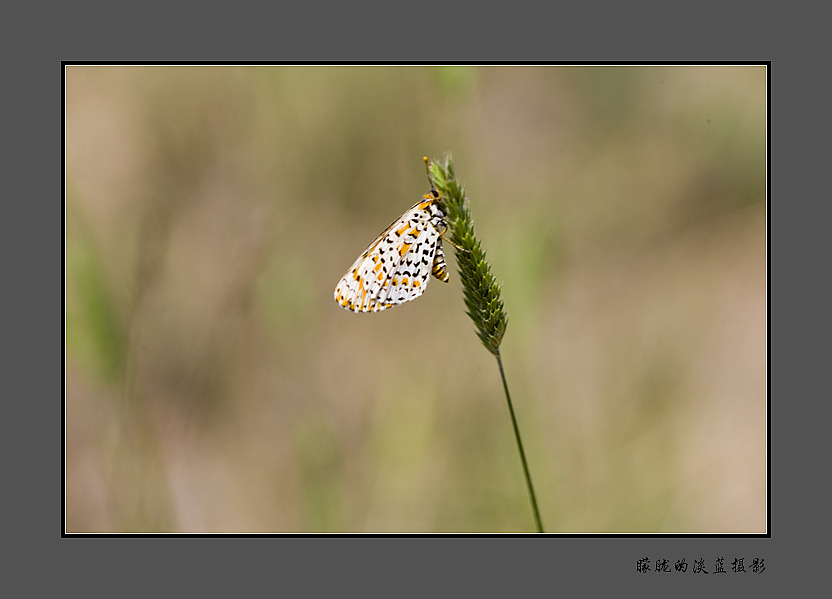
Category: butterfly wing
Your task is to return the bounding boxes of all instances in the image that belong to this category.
[374,219,444,308]
[334,197,447,313]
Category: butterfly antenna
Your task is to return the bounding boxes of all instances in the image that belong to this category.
[423,156,437,194]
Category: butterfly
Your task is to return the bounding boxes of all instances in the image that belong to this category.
[334,162,450,313]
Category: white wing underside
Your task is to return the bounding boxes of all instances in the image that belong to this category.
[334,199,448,313]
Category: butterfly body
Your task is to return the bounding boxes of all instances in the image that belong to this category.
[334,189,449,313]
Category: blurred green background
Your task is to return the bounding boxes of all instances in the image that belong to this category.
[65,65,766,532]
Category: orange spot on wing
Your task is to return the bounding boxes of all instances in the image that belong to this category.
[399,243,412,257]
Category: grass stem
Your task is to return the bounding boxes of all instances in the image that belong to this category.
[429,155,544,533]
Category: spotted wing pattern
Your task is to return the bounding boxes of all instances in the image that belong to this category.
[334,191,449,313]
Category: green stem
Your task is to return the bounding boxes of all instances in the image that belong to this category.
[496,349,544,533]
